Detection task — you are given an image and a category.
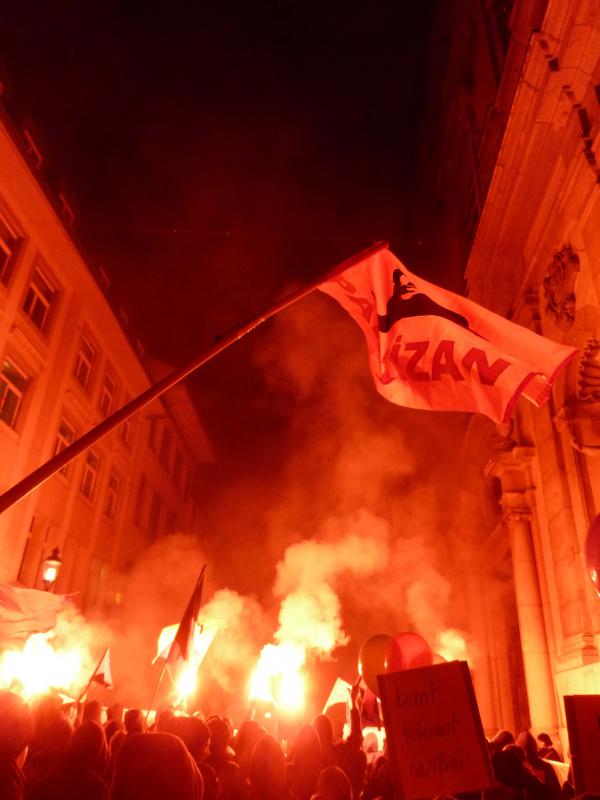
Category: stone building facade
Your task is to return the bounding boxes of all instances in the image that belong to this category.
[426,0,600,747]
[0,99,212,611]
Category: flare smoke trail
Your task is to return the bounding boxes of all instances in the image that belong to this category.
[250,298,472,670]
[112,295,472,709]
[273,512,389,654]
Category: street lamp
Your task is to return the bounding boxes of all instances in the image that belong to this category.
[42,547,62,591]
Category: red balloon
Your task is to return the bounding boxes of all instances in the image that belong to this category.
[358,634,392,696]
[433,652,447,664]
[385,632,433,672]
[585,514,600,596]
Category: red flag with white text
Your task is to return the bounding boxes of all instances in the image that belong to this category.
[318,248,576,423]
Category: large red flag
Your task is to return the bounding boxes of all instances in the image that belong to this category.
[319,248,576,423]
[166,565,206,664]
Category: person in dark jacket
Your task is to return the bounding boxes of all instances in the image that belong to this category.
[206,716,248,800]
[0,691,33,800]
[24,716,73,793]
[516,732,562,800]
[26,720,108,800]
[249,734,288,800]
[166,715,220,800]
[110,732,202,800]
[536,733,562,762]
[312,678,366,800]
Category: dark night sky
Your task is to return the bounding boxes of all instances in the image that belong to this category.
[0,3,463,587]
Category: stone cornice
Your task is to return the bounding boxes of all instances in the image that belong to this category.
[484,446,536,486]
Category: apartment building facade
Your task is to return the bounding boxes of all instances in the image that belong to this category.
[0,102,212,612]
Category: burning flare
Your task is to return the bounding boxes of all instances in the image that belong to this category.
[0,630,84,699]
[248,641,306,714]
[155,621,218,706]
[249,522,388,717]
[436,628,469,662]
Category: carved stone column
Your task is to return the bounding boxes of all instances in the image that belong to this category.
[501,500,558,733]
[486,447,559,734]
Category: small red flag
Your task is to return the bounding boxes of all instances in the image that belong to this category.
[91,647,113,689]
[360,685,382,729]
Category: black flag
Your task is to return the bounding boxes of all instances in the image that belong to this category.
[166,565,206,663]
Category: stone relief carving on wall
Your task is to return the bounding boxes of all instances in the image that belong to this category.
[577,336,600,401]
[555,335,600,455]
[543,245,579,330]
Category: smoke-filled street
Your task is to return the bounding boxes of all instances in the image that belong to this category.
[2,1,600,799]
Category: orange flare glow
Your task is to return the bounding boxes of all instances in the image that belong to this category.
[0,631,85,699]
[155,621,218,706]
[436,628,469,662]
[249,641,306,714]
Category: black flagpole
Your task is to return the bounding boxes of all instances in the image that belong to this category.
[0,241,387,515]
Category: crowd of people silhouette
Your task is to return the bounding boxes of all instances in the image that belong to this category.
[0,683,572,800]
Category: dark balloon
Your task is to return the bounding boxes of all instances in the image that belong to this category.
[385,632,433,672]
[585,513,600,595]
[358,634,392,696]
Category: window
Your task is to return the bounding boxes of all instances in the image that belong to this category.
[98,370,118,417]
[159,427,171,470]
[183,466,193,499]
[80,450,100,499]
[148,417,159,452]
[119,414,133,447]
[0,215,22,286]
[0,359,28,428]
[165,509,177,535]
[54,418,76,477]
[104,473,121,520]
[148,490,163,541]
[119,396,134,447]
[133,474,147,527]
[74,336,97,390]
[22,127,44,169]
[172,448,183,486]
[22,268,55,333]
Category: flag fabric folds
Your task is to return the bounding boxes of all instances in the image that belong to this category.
[154,621,219,664]
[0,582,69,643]
[319,247,576,423]
[360,685,382,729]
[91,647,113,689]
[322,677,352,713]
[166,565,206,664]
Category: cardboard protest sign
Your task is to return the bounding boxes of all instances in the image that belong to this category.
[377,660,492,800]
[564,694,600,794]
